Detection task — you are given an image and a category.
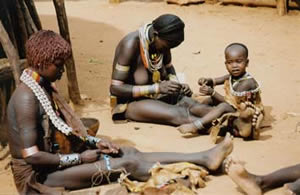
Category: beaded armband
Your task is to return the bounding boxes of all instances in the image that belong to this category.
[168,74,179,82]
[115,63,130,72]
[132,83,159,97]
[58,153,81,169]
[86,135,102,146]
[111,79,124,86]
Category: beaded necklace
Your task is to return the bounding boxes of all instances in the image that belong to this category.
[139,23,163,83]
[20,69,73,136]
[229,72,261,97]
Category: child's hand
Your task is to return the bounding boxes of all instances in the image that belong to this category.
[198,77,213,87]
[199,85,214,96]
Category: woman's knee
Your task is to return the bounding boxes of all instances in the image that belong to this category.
[121,158,139,172]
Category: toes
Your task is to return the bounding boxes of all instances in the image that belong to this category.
[284,184,296,195]
[223,156,233,173]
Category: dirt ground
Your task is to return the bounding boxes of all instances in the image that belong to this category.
[1,0,300,194]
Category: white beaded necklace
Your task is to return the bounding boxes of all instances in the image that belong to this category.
[139,23,163,72]
[20,70,73,136]
[229,73,261,97]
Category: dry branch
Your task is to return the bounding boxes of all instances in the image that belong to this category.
[0,22,21,85]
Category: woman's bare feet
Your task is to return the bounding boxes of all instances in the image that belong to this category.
[283,178,300,195]
[177,123,198,134]
[284,184,296,195]
[225,157,262,195]
[203,133,234,171]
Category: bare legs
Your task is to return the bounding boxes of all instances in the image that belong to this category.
[178,102,235,134]
[44,133,233,190]
[125,97,212,126]
[225,157,300,195]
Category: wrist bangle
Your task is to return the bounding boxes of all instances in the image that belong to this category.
[211,90,216,96]
[86,135,101,146]
[58,153,81,169]
[212,78,216,86]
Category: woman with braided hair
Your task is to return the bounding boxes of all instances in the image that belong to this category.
[7,30,234,194]
[110,14,212,127]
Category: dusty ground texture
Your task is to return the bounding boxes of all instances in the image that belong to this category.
[1,0,300,194]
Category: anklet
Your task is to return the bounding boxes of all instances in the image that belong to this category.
[193,120,204,130]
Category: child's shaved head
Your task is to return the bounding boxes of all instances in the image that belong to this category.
[225,43,248,58]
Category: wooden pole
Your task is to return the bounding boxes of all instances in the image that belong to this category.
[0,21,21,85]
[24,0,42,30]
[15,0,28,58]
[21,0,38,33]
[277,0,287,15]
[53,0,82,104]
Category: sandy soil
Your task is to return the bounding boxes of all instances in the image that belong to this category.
[1,0,300,194]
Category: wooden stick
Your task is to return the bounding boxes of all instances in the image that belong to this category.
[0,0,18,52]
[0,21,21,85]
[24,0,42,30]
[53,0,82,104]
[220,0,298,8]
[15,0,28,57]
[22,0,38,33]
[277,0,287,15]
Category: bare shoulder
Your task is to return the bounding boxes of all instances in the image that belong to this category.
[235,78,259,92]
[116,31,139,64]
[12,83,38,105]
[118,31,139,51]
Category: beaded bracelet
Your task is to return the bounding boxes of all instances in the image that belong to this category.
[86,135,102,146]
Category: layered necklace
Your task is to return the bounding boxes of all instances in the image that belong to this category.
[229,72,261,97]
[20,69,73,136]
[139,23,163,83]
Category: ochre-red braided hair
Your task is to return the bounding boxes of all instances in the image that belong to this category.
[25,30,71,69]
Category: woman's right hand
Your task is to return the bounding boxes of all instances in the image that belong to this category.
[159,80,182,95]
[80,149,101,163]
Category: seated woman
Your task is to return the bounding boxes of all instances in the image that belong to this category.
[110,14,212,126]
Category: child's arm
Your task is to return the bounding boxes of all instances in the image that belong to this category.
[198,74,230,87]
[214,74,230,86]
[199,85,225,103]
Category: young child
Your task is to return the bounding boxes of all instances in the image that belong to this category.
[178,43,264,141]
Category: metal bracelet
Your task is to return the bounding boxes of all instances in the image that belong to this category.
[22,145,39,158]
[86,135,101,146]
[58,153,81,169]
[193,119,204,130]
[211,89,216,96]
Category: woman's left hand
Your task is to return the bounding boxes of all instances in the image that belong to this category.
[181,84,193,97]
[96,139,120,154]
